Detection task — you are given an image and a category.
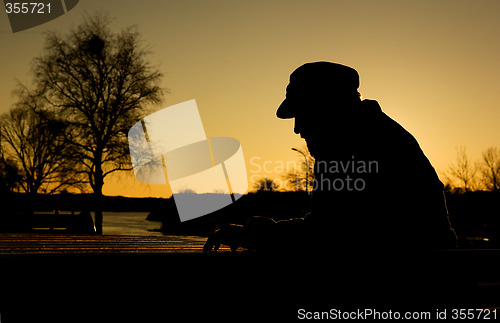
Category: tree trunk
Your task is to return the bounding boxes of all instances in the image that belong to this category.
[94,193,103,234]
[93,164,104,234]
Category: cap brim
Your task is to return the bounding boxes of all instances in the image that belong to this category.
[276,99,295,119]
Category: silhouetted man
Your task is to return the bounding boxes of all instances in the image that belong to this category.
[204,61,456,251]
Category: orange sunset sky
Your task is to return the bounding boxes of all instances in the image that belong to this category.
[1,0,500,197]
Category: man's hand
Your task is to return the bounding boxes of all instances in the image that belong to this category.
[203,216,294,252]
[203,224,249,252]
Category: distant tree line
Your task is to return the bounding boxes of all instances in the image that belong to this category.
[444,146,500,193]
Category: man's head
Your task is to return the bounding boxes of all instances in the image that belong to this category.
[277,62,361,147]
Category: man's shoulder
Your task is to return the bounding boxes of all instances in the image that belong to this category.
[360,99,417,144]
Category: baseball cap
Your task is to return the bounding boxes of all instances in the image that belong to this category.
[276,62,360,119]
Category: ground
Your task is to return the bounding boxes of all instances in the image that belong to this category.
[0,234,499,322]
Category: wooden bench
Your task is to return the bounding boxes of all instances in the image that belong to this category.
[26,212,95,234]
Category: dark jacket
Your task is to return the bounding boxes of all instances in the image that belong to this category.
[307,100,456,249]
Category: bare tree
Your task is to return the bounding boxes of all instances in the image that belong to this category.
[480,147,500,192]
[0,106,79,194]
[20,14,163,233]
[445,146,477,193]
[284,146,315,192]
[253,177,280,193]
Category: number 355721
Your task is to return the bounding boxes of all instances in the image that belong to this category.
[5,3,51,14]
